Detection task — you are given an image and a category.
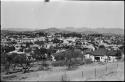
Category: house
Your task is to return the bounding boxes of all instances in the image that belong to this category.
[56,49,66,53]
[88,48,108,62]
[38,37,46,41]
[111,46,119,50]
[84,53,95,61]
[84,44,95,51]
[107,50,118,62]
[63,39,69,44]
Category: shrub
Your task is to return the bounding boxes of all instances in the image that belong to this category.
[68,59,84,66]
[84,59,93,64]
[52,58,85,67]
[51,60,66,67]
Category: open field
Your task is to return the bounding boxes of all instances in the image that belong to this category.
[1,61,124,81]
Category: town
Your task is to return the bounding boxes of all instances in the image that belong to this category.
[1,29,124,75]
[1,0,124,81]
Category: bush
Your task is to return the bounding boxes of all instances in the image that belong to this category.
[84,59,93,64]
[52,57,85,67]
[52,59,85,67]
[51,60,66,67]
[68,59,84,66]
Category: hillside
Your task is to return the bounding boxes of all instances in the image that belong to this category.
[1,27,124,35]
[35,28,71,33]
[63,27,124,34]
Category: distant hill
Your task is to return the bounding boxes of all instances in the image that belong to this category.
[90,28,124,34]
[1,30,18,34]
[63,27,124,34]
[1,27,124,35]
[62,27,99,34]
[32,27,72,34]
[1,27,36,32]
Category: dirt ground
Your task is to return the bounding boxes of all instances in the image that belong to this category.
[1,61,124,81]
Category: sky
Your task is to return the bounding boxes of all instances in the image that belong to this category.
[1,0,124,30]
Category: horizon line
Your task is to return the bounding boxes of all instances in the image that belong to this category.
[1,27,124,30]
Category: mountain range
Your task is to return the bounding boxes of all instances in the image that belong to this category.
[63,27,124,34]
[1,27,124,35]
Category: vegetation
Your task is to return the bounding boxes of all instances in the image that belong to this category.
[1,29,124,74]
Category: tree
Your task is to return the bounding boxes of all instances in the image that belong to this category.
[34,41,44,46]
[99,45,105,49]
[25,42,33,48]
[4,52,32,74]
[52,38,61,44]
[2,46,15,53]
[53,48,84,68]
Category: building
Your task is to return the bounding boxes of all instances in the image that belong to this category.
[88,48,108,62]
[107,50,118,62]
[84,53,95,61]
